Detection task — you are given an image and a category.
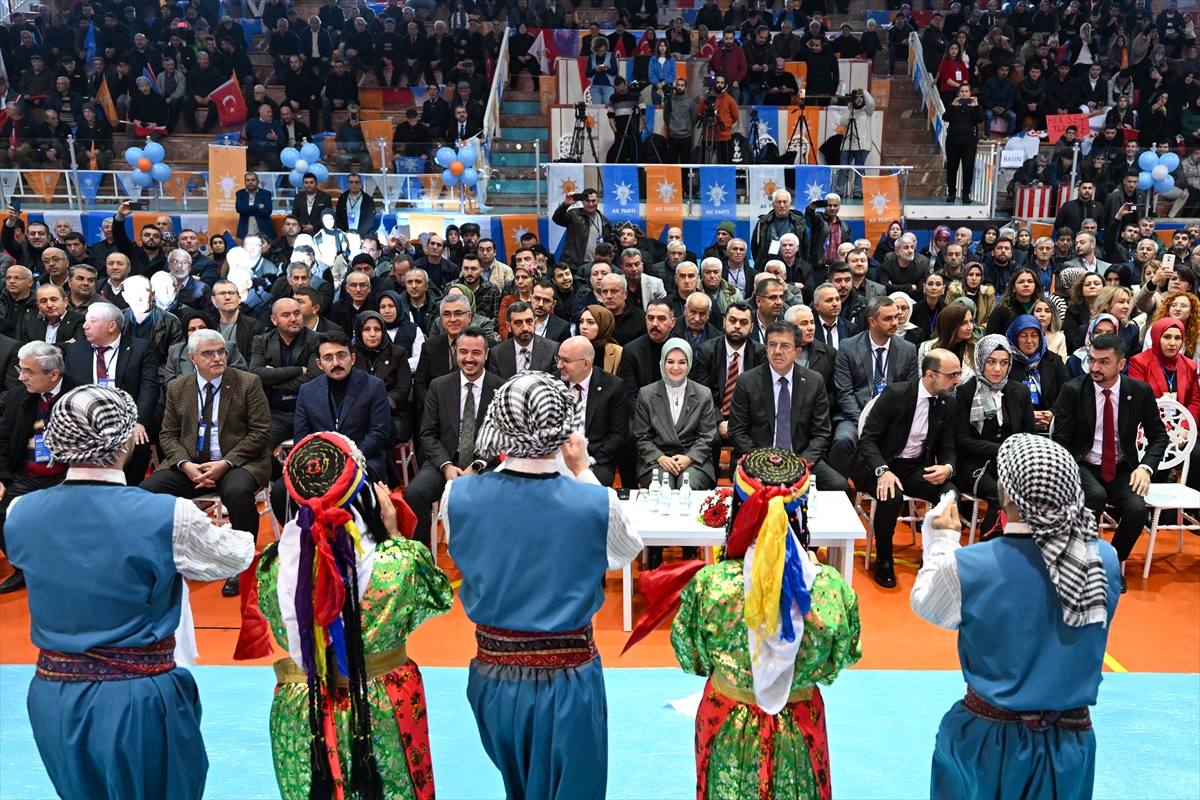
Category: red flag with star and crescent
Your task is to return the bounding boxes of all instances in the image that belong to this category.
[211,71,248,128]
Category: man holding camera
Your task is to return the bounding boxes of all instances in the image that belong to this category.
[835,87,874,199]
[606,77,642,164]
[664,77,698,165]
[698,74,739,163]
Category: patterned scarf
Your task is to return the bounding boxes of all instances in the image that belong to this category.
[43,385,138,466]
[476,371,579,458]
[970,335,1011,432]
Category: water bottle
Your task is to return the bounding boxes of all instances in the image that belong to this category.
[808,474,818,518]
[648,468,662,513]
[679,472,692,516]
[667,489,680,516]
[658,470,671,515]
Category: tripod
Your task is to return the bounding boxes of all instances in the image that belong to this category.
[786,96,817,165]
[748,107,768,165]
[696,94,725,164]
[565,104,599,163]
[609,100,642,164]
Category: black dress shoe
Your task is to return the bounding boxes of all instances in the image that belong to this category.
[0,569,25,594]
[1120,575,1128,594]
[222,576,241,597]
[873,558,897,588]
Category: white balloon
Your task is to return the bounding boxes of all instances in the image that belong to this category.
[294,159,309,173]
[1152,164,1169,181]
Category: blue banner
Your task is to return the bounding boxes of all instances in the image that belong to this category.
[699,167,736,220]
[794,165,832,205]
[601,165,640,222]
[84,23,96,63]
[642,104,655,141]
[76,171,102,206]
[751,106,780,147]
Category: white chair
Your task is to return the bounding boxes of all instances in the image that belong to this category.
[430,500,449,564]
[1134,398,1200,578]
[855,395,926,569]
[193,486,281,540]
[395,440,416,489]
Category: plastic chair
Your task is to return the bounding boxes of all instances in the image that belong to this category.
[193,486,280,540]
[1134,398,1200,578]
[395,440,416,489]
[855,395,926,569]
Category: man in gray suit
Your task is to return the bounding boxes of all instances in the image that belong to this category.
[488,302,560,381]
[829,295,919,476]
[620,247,666,311]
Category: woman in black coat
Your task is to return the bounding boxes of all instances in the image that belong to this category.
[908,271,947,341]
[955,335,1037,536]
[353,311,414,445]
[1005,313,1069,432]
[941,83,986,203]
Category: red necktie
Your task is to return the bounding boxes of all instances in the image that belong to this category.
[1101,388,1117,483]
[722,351,739,417]
[95,345,110,381]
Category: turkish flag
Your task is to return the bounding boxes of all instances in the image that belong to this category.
[210,73,247,128]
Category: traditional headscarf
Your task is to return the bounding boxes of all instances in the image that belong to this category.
[377,289,406,333]
[889,291,918,332]
[1056,266,1086,299]
[1148,316,1185,371]
[448,283,476,313]
[996,434,1110,628]
[971,335,1012,432]
[928,225,952,260]
[43,385,138,466]
[585,303,617,348]
[1006,313,1047,394]
[659,337,692,389]
[475,371,580,458]
[1072,313,1119,372]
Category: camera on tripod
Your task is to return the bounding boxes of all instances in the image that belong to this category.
[574,101,588,120]
[624,80,649,96]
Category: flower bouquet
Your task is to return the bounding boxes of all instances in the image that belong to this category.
[697,487,733,528]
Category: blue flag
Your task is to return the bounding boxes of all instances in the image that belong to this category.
[76,171,102,206]
[794,165,832,205]
[142,66,161,94]
[602,164,640,223]
[699,167,736,219]
[84,23,96,64]
[751,106,781,147]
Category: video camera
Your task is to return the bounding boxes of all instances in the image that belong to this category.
[574,101,588,120]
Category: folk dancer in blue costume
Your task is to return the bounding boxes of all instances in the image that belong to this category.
[4,385,255,800]
[443,371,644,799]
[911,433,1122,800]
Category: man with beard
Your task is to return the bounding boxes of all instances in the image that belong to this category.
[983,237,1017,290]
[487,301,559,380]
[112,201,166,277]
[691,300,764,465]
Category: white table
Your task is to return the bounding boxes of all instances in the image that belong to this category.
[619,490,864,632]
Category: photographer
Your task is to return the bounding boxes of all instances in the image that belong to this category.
[606,77,643,164]
[552,189,612,272]
[942,84,986,204]
[697,74,740,162]
[834,87,874,199]
[664,77,699,164]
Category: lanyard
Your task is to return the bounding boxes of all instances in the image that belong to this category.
[1154,354,1177,393]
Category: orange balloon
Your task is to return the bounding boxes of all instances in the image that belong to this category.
[137,158,152,172]
[449,160,465,176]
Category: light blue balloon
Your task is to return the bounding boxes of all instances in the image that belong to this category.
[150,163,172,182]
[132,170,154,188]
[442,168,459,186]
[457,145,477,164]
[460,167,478,187]
[289,169,305,188]
[281,147,300,169]
[1155,176,1176,193]
[299,142,321,164]
[310,163,329,183]
[143,142,165,163]
[1139,150,1160,171]
[436,147,457,168]
[1139,171,1155,190]
[1161,152,1181,172]
[125,147,144,167]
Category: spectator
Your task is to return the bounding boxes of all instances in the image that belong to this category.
[269,18,300,82]
[943,85,986,204]
[887,10,918,75]
[552,190,613,272]
[648,38,677,105]
[1014,63,1048,130]
[741,25,774,106]
[243,103,284,171]
[298,15,334,77]
[802,31,840,98]
[586,37,618,106]
[763,56,799,107]
[832,89,873,198]
[708,27,748,94]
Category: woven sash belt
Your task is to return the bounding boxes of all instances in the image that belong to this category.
[273,644,409,687]
[712,671,814,706]
[37,635,178,682]
[475,623,598,669]
[964,686,1092,731]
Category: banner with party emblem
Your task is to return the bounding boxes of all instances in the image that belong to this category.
[28,172,61,203]
[861,172,901,253]
[76,171,103,206]
[207,146,246,239]
[162,172,190,204]
[0,170,21,201]
[747,165,786,218]
[793,165,832,205]
[601,164,640,224]
[498,213,540,264]
[546,162,585,257]
[698,166,736,220]
[644,165,682,239]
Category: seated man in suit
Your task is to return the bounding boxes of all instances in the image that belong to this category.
[559,335,627,486]
[63,302,159,485]
[20,283,83,346]
[270,330,393,521]
[250,297,321,450]
[0,341,82,593]
[729,319,851,495]
[141,329,272,597]
[812,282,855,350]
[413,292,473,415]
[690,301,764,469]
[620,298,677,419]
[853,348,961,588]
[749,277,786,344]
[783,303,836,405]
[488,301,560,380]
[830,295,919,477]
[531,280,572,343]
[1050,333,1169,593]
[405,326,503,546]
[673,291,721,350]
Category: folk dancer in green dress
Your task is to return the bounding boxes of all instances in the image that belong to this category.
[238,431,453,800]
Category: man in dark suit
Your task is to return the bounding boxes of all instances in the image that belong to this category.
[63,302,160,485]
[140,329,272,596]
[830,295,920,476]
[235,171,275,243]
[558,335,626,486]
[413,292,472,416]
[249,297,321,449]
[671,292,722,350]
[749,277,786,345]
[488,302,559,381]
[853,348,962,587]
[1051,333,1169,592]
[811,282,855,350]
[0,341,81,593]
[19,284,83,347]
[619,299,677,418]
[691,301,764,468]
[784,304,837,406]
[291,173,334,234]
[729,319,851,494]
[406,327,502,546]
[531,280,572,343]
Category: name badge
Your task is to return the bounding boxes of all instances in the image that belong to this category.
[281,394,298,402]
[1025,379,1039,405]
[98,378,115,389]
[1164,391,1177,402]
[874,382,886,396]
[768,239,781,255]
[32,433,51,463]
[347,211,358,228]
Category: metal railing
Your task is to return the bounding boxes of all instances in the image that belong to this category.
[476,26,510,209]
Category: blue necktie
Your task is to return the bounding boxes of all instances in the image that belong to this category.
[776,376,792,450]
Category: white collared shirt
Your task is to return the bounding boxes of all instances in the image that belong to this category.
[726,341,746,377]
[899,381,936,459]
[570,372,592,433]
[870,338,889,385]
[196,373,224,461]
[1085,379,1124,466]
[820,316,840,349]
[459,371,479,426]
[534,315,550,337]
[45,320,59,342]
[92,335,121,383]
[770,365,792,428]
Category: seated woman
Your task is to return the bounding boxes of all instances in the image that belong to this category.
[985,267,1046,336]
[1148,290,1200,358]
[888,291,927,345]
[1092,284,1141,357]
[1063,271,1103,349]
[1006,313,1070,432]
[354,311,414,445]
[498,263,538,340]
[908,272,947,341]
[580,303,624,374]
[508,22,542,89]
[946,262,996,331]
[1031,296,1068,359]
[1129,317,1200,422]
[919,301,979,382]
[377,289,423,371]
[1066,313,1119,377]
[955,335,1037,535]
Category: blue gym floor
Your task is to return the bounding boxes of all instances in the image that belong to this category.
[1,665,1197,799]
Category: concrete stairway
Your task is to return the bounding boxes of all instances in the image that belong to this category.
[881,78,947,203]
[488,90,549,210]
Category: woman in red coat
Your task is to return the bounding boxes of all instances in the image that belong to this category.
[1128,317,1200,425]
[938,41,971,108]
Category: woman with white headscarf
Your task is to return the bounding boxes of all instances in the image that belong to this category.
[912,434,1121,800]
[889,290,925,345]
[953,335,1037,535]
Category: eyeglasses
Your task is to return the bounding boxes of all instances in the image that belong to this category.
[765,342,795,351]
[197,348,226,360]
[168,258,190,265]
[319,351,352,363]
[214,290,239,297]
[556,356,586,365]
[441,310,470,318]
[934,370,962,380]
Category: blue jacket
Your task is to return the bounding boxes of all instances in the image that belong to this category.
[235,188,275,241]
[648,55,677,87]
[298,27,334,62]
[294,368,392,479]
[245,118,284,154]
